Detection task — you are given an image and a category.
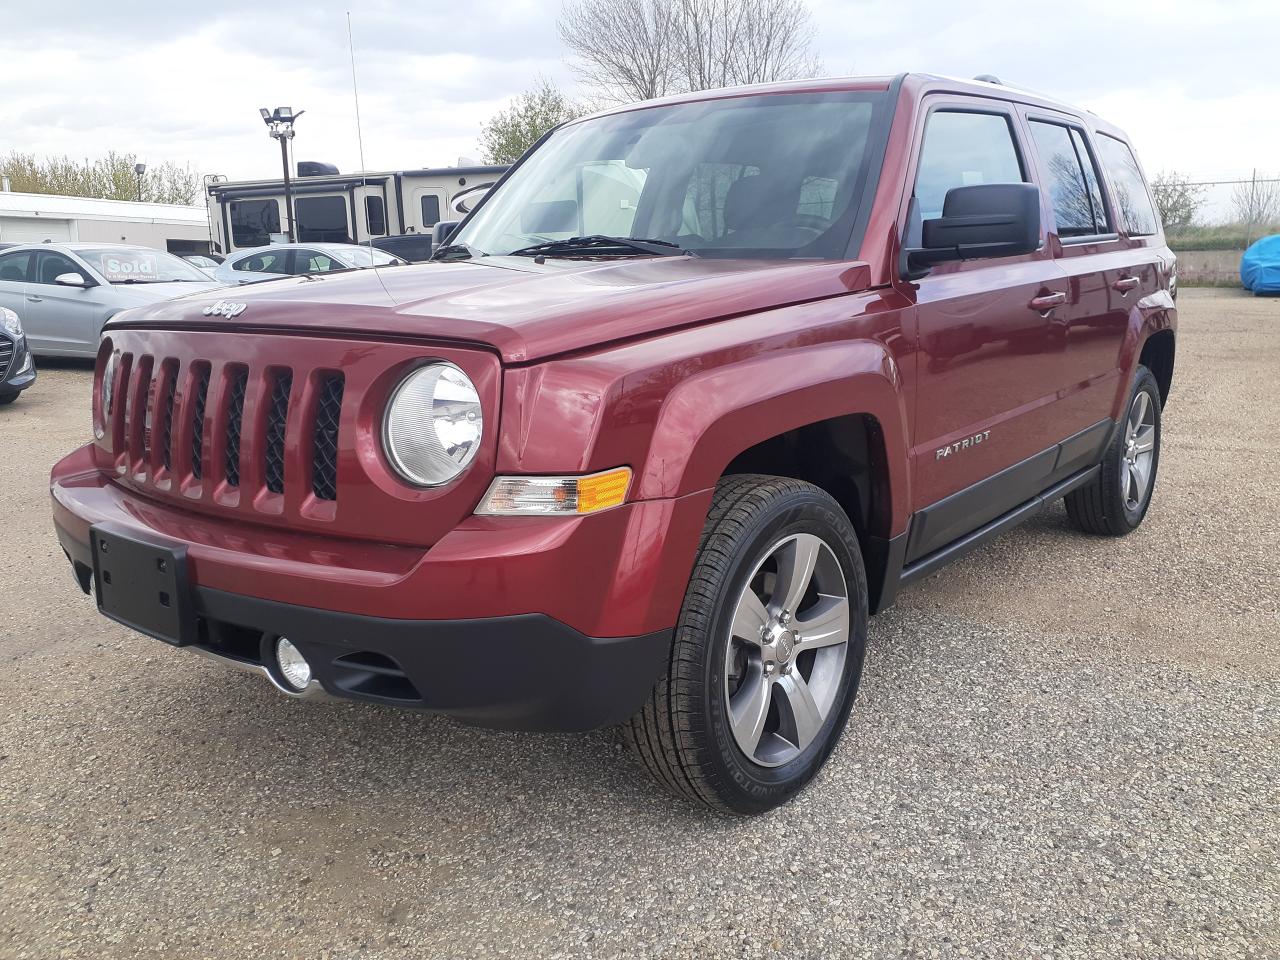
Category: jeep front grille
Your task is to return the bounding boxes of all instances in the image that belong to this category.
[109,355,346,505]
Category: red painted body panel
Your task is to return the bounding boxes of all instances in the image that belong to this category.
[50,72,1177,655]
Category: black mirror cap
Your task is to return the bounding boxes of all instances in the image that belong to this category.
[434,220,461,246]
[909,183,1041,271]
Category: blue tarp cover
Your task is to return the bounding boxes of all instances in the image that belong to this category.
[1240,234,1280,294]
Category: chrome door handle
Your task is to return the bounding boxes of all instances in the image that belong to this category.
[26,295,43,302]
[1029,292,1067,312]
[1113,275,1140,295]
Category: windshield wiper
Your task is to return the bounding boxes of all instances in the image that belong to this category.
[509,235,687,258]
[432,242,485,262]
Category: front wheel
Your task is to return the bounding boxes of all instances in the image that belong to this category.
[622,475,868,815]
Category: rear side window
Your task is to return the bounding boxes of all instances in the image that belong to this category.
[365,196,386,236]
[229,200,280,247]
[0,251,32,282]
[1095,135,1159,236]
[296,196,350,243]
[915,111,1025,220]
[1028,121,1109,237]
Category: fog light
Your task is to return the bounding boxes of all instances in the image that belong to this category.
[275,638,312,691]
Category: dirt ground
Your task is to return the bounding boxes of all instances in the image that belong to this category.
[0,287,1276,959]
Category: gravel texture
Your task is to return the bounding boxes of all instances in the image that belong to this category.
[0,288,1276,959]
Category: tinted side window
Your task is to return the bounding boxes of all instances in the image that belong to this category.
[1095,135,1158,236]
[1028,121,1108,237]
[294,251,338,274]
[35,252,88,285]
[1071,130,1109,234]
[230,200,280,247]
[420,195,441,226]
[0,251,32,282]
[365,196,387,236]
[915,111,1024,220]
[235,251,290,274]
[296,196,350,243]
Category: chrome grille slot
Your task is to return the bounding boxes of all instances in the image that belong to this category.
[190,364,210,480]
[223,368,248,488]
[311,374,343,501]
[264,371,292,495]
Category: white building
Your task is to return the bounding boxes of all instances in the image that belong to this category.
[0,190,213,255]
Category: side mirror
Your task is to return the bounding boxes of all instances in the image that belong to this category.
[434,220,461,246]
[905,183,1041,276]
[54,272,90,288]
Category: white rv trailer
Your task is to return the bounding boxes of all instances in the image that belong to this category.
[0,191,212,255]
[205,164,508,256]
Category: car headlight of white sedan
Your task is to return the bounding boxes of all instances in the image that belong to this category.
[0,307,24,344]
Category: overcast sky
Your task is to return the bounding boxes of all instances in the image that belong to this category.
[1,0,1276,201]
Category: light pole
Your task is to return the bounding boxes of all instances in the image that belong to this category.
[260,107,304,242]
[134,162,146,201]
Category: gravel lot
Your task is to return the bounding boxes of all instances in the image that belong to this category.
[0,288,1276,959]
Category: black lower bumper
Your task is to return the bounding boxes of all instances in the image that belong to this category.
[58,526,671,732]
[0,340,36,398]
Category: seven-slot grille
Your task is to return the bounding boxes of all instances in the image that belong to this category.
[0,333,14,380]
[108,355,344,504]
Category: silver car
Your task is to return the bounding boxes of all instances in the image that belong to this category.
[0,243,223,358]
[213,242,406,285]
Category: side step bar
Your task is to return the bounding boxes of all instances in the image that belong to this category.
[899,464,1100,586]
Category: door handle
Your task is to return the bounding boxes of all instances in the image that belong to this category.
[1112,275,1141,295]
[26,295,43,303]
[1029,292,1066,312]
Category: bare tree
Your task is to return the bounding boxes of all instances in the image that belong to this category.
[559,0,681,103]
[559,0,822,104]
[1149,171,1205,231]
[1231,170,1280,227]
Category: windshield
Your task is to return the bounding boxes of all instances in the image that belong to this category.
[76,247,211,283]
[453,91,888,260]
[342,246,402,267]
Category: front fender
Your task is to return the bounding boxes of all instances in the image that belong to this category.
[638,339,912,533]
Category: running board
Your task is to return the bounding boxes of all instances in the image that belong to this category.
[899,464,1100,586]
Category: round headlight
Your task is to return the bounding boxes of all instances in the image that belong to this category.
[383,362,483,486]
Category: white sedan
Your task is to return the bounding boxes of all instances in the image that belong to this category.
[213,243,407,285]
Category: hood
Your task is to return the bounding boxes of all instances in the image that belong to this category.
[108,256,873,363]
[110,280,226,306]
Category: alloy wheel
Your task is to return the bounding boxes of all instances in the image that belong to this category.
[724,533,850,768]
[1120,390,1157,511]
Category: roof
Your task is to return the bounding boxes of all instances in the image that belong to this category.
[0,191,206,225]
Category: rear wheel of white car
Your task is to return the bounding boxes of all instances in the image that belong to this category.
[622,475,868,816]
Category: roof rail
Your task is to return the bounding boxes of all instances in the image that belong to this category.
[973,74,1003,85]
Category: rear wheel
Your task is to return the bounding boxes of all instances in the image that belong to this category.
[1065,365,1162,535]
[622,475,868,815]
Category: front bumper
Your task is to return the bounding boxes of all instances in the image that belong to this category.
[56,521,672,731]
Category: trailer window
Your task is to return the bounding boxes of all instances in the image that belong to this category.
[420,195,441,226]
[296,196,350,243]
[229,200,280,247]
[365,196,387,236]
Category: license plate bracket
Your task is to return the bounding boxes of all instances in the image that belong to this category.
[91,523,195,646]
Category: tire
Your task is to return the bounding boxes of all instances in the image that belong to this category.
[622,475,869,816]
[1065,365,1162,536]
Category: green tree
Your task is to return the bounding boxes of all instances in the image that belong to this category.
[0,151,201,205]
[478,79,584,165]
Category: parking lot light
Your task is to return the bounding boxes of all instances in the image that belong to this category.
[260,107,305,242]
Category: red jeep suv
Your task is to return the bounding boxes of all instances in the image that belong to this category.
[51,74,1176,814]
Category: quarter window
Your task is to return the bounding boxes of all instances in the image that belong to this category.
[295,196,350,243]
[1095,135,1159,236]
[1028,121,1109,237]
[915,111,1025,220]
[365,196,387,236]
[229,200,280,247]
